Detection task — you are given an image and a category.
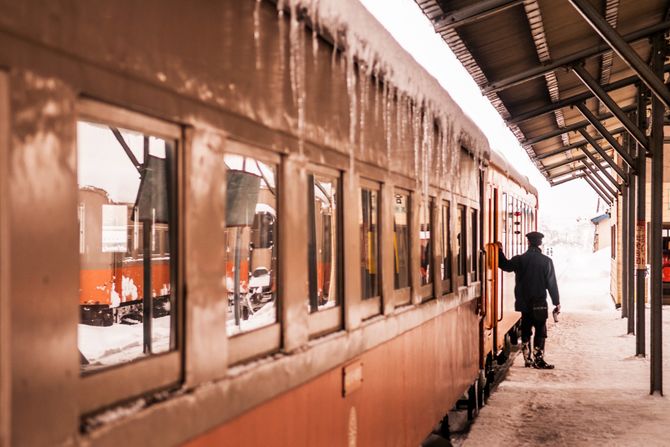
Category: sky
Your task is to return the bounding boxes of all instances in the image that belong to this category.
[358,0,602,224]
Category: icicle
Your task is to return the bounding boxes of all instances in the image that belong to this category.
[253,0,262,71]
[311,0,320,64]
[382,80,391,166]
[277,0,286,90]
[359,64,369,157]
[288,2,306,155]
[346,52,358,188]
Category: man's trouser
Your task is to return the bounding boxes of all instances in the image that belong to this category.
[520,311,547,351]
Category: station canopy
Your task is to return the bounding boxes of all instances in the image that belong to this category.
[415,0,669,187]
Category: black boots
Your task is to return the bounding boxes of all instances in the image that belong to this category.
[522,342,534,368]
[532,347,554,369]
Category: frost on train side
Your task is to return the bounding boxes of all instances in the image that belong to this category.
[272,0,491,195]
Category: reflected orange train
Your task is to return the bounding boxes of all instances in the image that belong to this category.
[79,187,171,326]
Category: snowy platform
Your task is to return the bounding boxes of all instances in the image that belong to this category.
[461,247,670,446]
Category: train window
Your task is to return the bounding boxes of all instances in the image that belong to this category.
[441,200,452,294]
[419,198,434,299]
[456,204,467,287]
[360,180,381,316]
[76,100,181,413]
[224,153,278,337]
[306,167,343,338]
[393,190,411,304]
[307,172,339,313]
[470,208,479,282]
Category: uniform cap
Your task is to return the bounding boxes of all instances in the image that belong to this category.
[526,231,544,245]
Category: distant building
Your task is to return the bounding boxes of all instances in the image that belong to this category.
[590,212,611,253]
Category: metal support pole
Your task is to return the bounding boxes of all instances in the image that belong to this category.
[537,129,626,161]
[433,0,524,30]
[622,178,629,318]
[649,33,664,395]
[569,0,670,109]
[635,86,648,357]
[627,149,636,334]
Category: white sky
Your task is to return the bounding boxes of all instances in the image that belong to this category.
[359,0,602,223]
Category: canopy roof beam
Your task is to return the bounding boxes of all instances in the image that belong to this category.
[549,172,584,187]
[576,103,636,169]
[569,0,670,109]
[524,106,634,146]
[544,154,608,173]
[582,173,614,203]
[536,129,623,160]
[508,69,669,125]
[582,157,620,196]
[578,128,627,181]
[580,144,623,191]
[482,20,670,94]
[433,0,524,31]
[572,64,649,150]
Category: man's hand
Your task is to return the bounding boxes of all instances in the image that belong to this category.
[554,304,561,315]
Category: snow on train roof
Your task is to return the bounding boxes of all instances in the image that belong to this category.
[287,0,491,160]
[489,149,538,198]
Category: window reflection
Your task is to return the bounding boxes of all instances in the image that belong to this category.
[360,188,380,299]
[471,208,478,279]
[308,174,339,312]
[419,200,433,286]
[457,204,466,278]
[441,201,452,292]
[77,121,176,373]
[393,192,411,290]
[224,154,277,336]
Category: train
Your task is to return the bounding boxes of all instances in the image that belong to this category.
[0,0,537,446]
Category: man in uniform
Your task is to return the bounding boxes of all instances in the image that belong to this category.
[498,231,560,369]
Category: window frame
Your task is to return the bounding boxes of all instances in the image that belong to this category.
[359,177,382,320]
[440,199,452,295]
[456,203,467,288]
[222,140,282,365]
[306,163,343,338]
[469,207,479,283]
[76,99,183,414]
[418,196,435,301]
[392,188,412,306]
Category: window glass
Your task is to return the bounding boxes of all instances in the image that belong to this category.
[360,188,380,299]
[308,174,339,312]
[457,204,466,278]
[419,199,433,286]
[224,154,277,336]
[441,201,452,291]
[77,121,176,372]
[393,192,411,289]
[471,208,478,279]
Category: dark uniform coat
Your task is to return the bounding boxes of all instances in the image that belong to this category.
[498,246,560,318]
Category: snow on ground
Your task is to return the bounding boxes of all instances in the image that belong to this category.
[461,245,670,446]
[79,316,172,371]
